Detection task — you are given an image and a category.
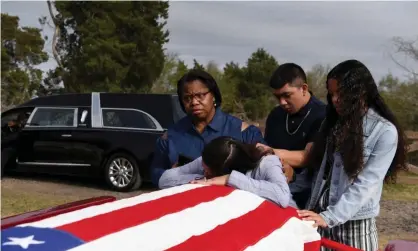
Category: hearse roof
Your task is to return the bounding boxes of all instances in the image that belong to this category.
[18,93,92,107]
[17,93,178,109]
[99,93,181,128]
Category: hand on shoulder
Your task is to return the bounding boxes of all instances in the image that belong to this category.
[241,121,249,131]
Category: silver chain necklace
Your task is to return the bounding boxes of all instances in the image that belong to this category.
[286,108,312,135]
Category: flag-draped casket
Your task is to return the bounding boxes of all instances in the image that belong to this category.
[1,184,325,251]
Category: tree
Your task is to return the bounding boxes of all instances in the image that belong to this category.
[1,14,49,109]
[386,36,418,131]
[378,74,418,131]
[238,48,278,120]
[306,64,330,102]
[191,59,205,70]
[391,36,418,80]
[220,62,243,116]
[151,53,188,94]
[43,1,169,93]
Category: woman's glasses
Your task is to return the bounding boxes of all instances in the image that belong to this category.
[182,90,211,103]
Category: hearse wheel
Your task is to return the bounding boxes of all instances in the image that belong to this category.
[104,153,142,192]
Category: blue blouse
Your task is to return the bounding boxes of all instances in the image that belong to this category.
[150,109,265,186]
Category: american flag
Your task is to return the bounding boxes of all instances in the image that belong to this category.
[1,184,322,251]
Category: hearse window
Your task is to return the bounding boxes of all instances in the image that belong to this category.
[102,108,157,129]
[2,110,31,128]
[1,108,33,134]
[28,107,77,127]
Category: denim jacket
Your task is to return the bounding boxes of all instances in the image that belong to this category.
[307,108,398,228]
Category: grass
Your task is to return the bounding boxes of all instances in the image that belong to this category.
[403,170,418,177]
[1,187,79,218]
[2,175,418,213]
[382,182,418,201]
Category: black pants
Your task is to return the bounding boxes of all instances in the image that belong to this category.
[1,147,16,177]
[292,188,311,209]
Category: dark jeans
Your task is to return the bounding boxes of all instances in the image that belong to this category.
[292,188,312,209]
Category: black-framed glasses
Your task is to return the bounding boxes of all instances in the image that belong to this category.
[182,90,211,103]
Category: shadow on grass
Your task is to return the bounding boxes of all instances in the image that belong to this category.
[1,173,157,217]
[3,172,156,191]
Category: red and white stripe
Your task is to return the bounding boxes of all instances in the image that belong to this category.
[19,184,321,251]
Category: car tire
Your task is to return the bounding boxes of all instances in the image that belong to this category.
[104,153,142,192]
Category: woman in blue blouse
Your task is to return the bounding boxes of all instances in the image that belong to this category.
[297,60,408,251]
[150,69,265,187]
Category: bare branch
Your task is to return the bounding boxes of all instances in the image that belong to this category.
[232,100,249,121]
[389,53,416,80]
[47,0,62,67]
[390,36,418,80]
[393,37,418,61]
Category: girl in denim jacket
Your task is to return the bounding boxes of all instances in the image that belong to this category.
[297,60,408,251]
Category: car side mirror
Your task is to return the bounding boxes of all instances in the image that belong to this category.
[80,110,88,123]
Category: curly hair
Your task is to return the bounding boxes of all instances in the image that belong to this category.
[307,59,408,182]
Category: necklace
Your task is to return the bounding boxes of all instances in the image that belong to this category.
[286,108,312,135]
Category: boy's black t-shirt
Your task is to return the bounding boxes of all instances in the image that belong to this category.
[264,96,326,173]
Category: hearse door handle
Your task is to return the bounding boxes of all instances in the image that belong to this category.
[61,134,72,138]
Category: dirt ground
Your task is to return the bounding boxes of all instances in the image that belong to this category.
[2,172,418,249]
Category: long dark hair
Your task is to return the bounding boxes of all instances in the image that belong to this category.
[202,136,274,177]
[307,59,407,183]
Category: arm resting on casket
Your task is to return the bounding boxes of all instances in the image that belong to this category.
[227,155,291,208]
[159,157,204,189]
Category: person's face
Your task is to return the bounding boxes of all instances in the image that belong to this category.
[182,80,215,120]
[327,78,341,115]
[272,79,308,114]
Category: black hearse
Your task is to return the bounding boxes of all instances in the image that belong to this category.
[1,92,185,191]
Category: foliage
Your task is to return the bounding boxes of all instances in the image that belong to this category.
[1,13,49,108]
[379,74,418,131]
[41,1,169,94]
[149,48,418,129]
[151,53,188,94]
[237,48,278,120]
[306,64,330,102]
[1,8,416,129]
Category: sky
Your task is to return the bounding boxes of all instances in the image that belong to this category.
[1,0,418,81]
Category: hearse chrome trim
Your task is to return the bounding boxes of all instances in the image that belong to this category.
[100,107,164,132]
[91,92,103,128]
[25,107,78,128]
[80,110,89,124]
[18,162,91,167]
